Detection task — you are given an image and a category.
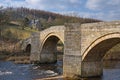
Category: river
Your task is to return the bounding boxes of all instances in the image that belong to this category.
[0,60,120,80]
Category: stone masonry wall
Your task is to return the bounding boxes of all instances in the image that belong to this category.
[29,21,120,78]
[30,26,65,62]
[30,32,41,61]
[63,23,82,78]
[81,21,120,56]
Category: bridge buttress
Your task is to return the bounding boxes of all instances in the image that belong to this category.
[63,23,82,78]
[30,32,41,62]
[81,61,103,77]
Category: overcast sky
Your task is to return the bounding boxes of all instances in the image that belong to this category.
[0,0,120,21]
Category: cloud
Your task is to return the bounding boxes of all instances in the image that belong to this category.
[85,0,120,21]
[0,0,82,11]
[25,0,81,11]
[70,0,80,4]
[26,0,40,5]
[0,0,26,7]
[86,0,120,11]
[86,0,105,10]
[78,11,120,21]
[0,0,120,21]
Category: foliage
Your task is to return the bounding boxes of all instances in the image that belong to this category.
[0,7,10,25]
[2,7,101,30]
[1,23,37,41]
[21,17,30,30]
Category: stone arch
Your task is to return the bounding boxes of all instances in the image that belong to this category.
[40,33,64,63]
[25,44,31,55]
[81,33,120,77]
[82,32,120,61]
[41,32,64,48]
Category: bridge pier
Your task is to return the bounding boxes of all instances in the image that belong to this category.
[64,23,103,78]
[81,61,103,77]
[64,56,103,78]
[63,55,82,78]
[63,23,82,78]
[30,33,41,62]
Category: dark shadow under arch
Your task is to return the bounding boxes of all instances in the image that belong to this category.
[83,38,120,62]
[40,35,64,63]
[25,44,31,56]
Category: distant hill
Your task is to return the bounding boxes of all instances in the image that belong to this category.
[3,7,102,29]
[0,7,102,41]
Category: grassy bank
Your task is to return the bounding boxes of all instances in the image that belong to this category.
[0,23,37,40]
[0,23,37,60]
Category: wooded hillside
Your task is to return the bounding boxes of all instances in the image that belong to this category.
[1,7,101,29]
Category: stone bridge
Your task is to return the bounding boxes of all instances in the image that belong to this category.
[24,21,120,78]
[30,25,64,63]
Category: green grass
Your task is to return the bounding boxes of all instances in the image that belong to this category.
[1,23,38,40]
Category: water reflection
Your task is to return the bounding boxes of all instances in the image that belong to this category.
[103,60,120,69]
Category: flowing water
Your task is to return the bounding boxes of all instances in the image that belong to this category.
[0,60,120,80]
[0,61,62,80]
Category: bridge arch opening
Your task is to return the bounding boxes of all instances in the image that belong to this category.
[81,33,120,77]
[40,35,64,63]
[25,44,31,56]
[83,38,120,61]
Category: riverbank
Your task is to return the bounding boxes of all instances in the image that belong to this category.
[0,39,31,64]
[7,56,30,64]
[0,40,16,60]
[36,75,64,80]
